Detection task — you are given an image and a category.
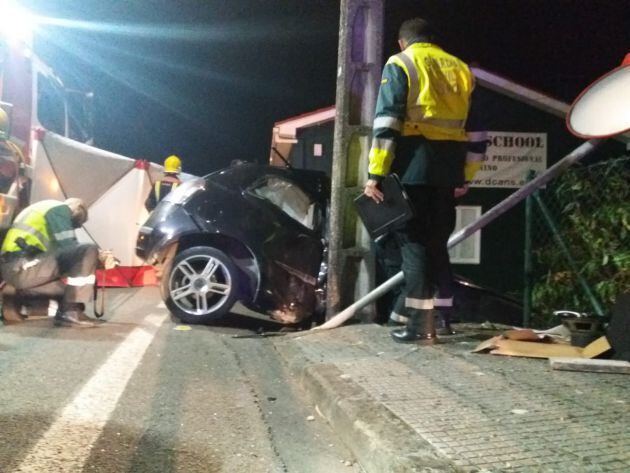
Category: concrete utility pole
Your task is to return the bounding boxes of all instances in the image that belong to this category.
[326,0,384,319]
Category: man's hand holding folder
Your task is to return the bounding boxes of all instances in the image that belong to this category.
[354,174,414,240]
[363,178,384,203]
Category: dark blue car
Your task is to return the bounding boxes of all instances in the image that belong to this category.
[136,163,329,325]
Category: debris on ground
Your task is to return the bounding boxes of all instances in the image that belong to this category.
[473,327,612,359]
[549,357,630,374]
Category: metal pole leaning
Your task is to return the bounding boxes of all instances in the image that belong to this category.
[315,139,602,330]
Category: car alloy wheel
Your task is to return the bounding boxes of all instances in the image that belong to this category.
[166,246,238,322]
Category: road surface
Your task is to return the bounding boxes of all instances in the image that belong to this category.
[0,287,362,472]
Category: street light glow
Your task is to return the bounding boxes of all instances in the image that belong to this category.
[0,0,37,43]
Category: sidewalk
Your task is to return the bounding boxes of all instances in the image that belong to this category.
[272,324,630,473]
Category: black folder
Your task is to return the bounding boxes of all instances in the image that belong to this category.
[353,174,414,240]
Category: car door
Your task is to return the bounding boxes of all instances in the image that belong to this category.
[243,174,324,322]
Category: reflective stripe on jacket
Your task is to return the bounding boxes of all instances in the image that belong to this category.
[154,179,179,202]
[1,200,76,253]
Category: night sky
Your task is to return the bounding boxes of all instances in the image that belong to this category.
[20,0,630,176]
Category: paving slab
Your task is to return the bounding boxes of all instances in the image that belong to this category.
[273,324,630,473]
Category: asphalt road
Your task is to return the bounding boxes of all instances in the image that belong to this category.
[0,288,363,473]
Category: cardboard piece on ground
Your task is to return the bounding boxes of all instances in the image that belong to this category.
[581,336,612,358]
[550,357,630,374]
[472,335,502,353]
[473,334,612,360]
[490,339,583,359]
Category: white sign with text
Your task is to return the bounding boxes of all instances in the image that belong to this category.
[470,132,547,189]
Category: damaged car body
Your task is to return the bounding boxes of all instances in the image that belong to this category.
[136,163,329,325]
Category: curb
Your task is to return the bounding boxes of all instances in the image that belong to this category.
[274,339,461,473]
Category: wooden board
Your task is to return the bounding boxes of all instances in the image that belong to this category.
[550,357,630,374]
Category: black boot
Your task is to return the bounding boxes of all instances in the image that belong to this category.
[435,308,455,336]
[391,310,437,344]
[54,303,96,328]
[70,303,103,323]
[391,326,422,342]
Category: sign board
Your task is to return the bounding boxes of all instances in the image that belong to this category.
[470,132,547,189]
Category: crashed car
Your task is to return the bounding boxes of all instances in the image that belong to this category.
[136,163,329,325]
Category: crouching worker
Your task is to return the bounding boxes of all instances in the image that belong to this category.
[0,198,102,327]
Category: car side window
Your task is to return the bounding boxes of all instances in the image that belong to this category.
[251,176,317,230]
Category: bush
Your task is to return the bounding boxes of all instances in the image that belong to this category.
[531,157,630,327]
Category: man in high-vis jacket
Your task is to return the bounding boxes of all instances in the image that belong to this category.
[145,154,182,211]
[0,198,100,327]
[363,18,481,343]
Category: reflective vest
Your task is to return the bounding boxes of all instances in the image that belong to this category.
[368,43,475,179]
[389,42,473,141]
[154,178,179,201]
[1,200,68,253]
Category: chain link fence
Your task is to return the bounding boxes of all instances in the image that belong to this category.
[526,155,630,327]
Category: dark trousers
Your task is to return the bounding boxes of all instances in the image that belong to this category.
[393,185,455,328]
[375,233,404,322]
[428,188,457,305]
[0,244,98,306]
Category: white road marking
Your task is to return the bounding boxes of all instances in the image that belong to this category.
[15,312,167,472]
[156,302,166,309]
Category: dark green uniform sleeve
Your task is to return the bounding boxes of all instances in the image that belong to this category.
[45,205,78,249]
[374,63,408,128]
[368,62,408,181]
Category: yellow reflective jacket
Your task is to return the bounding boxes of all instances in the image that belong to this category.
[392,42,473,141]
[368,42,474,179]
[1,200,76,253]
[145,175,180,211]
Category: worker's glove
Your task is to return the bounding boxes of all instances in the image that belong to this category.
[98,250,119,270]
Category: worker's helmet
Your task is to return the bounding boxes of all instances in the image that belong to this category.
[164,155,182,174]
[0,108,8,140]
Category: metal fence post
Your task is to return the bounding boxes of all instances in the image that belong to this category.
[523,170,535,327]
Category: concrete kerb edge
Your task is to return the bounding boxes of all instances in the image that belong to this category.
[273,339,462,473]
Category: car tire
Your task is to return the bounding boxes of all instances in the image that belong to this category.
[164,246,239,324]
